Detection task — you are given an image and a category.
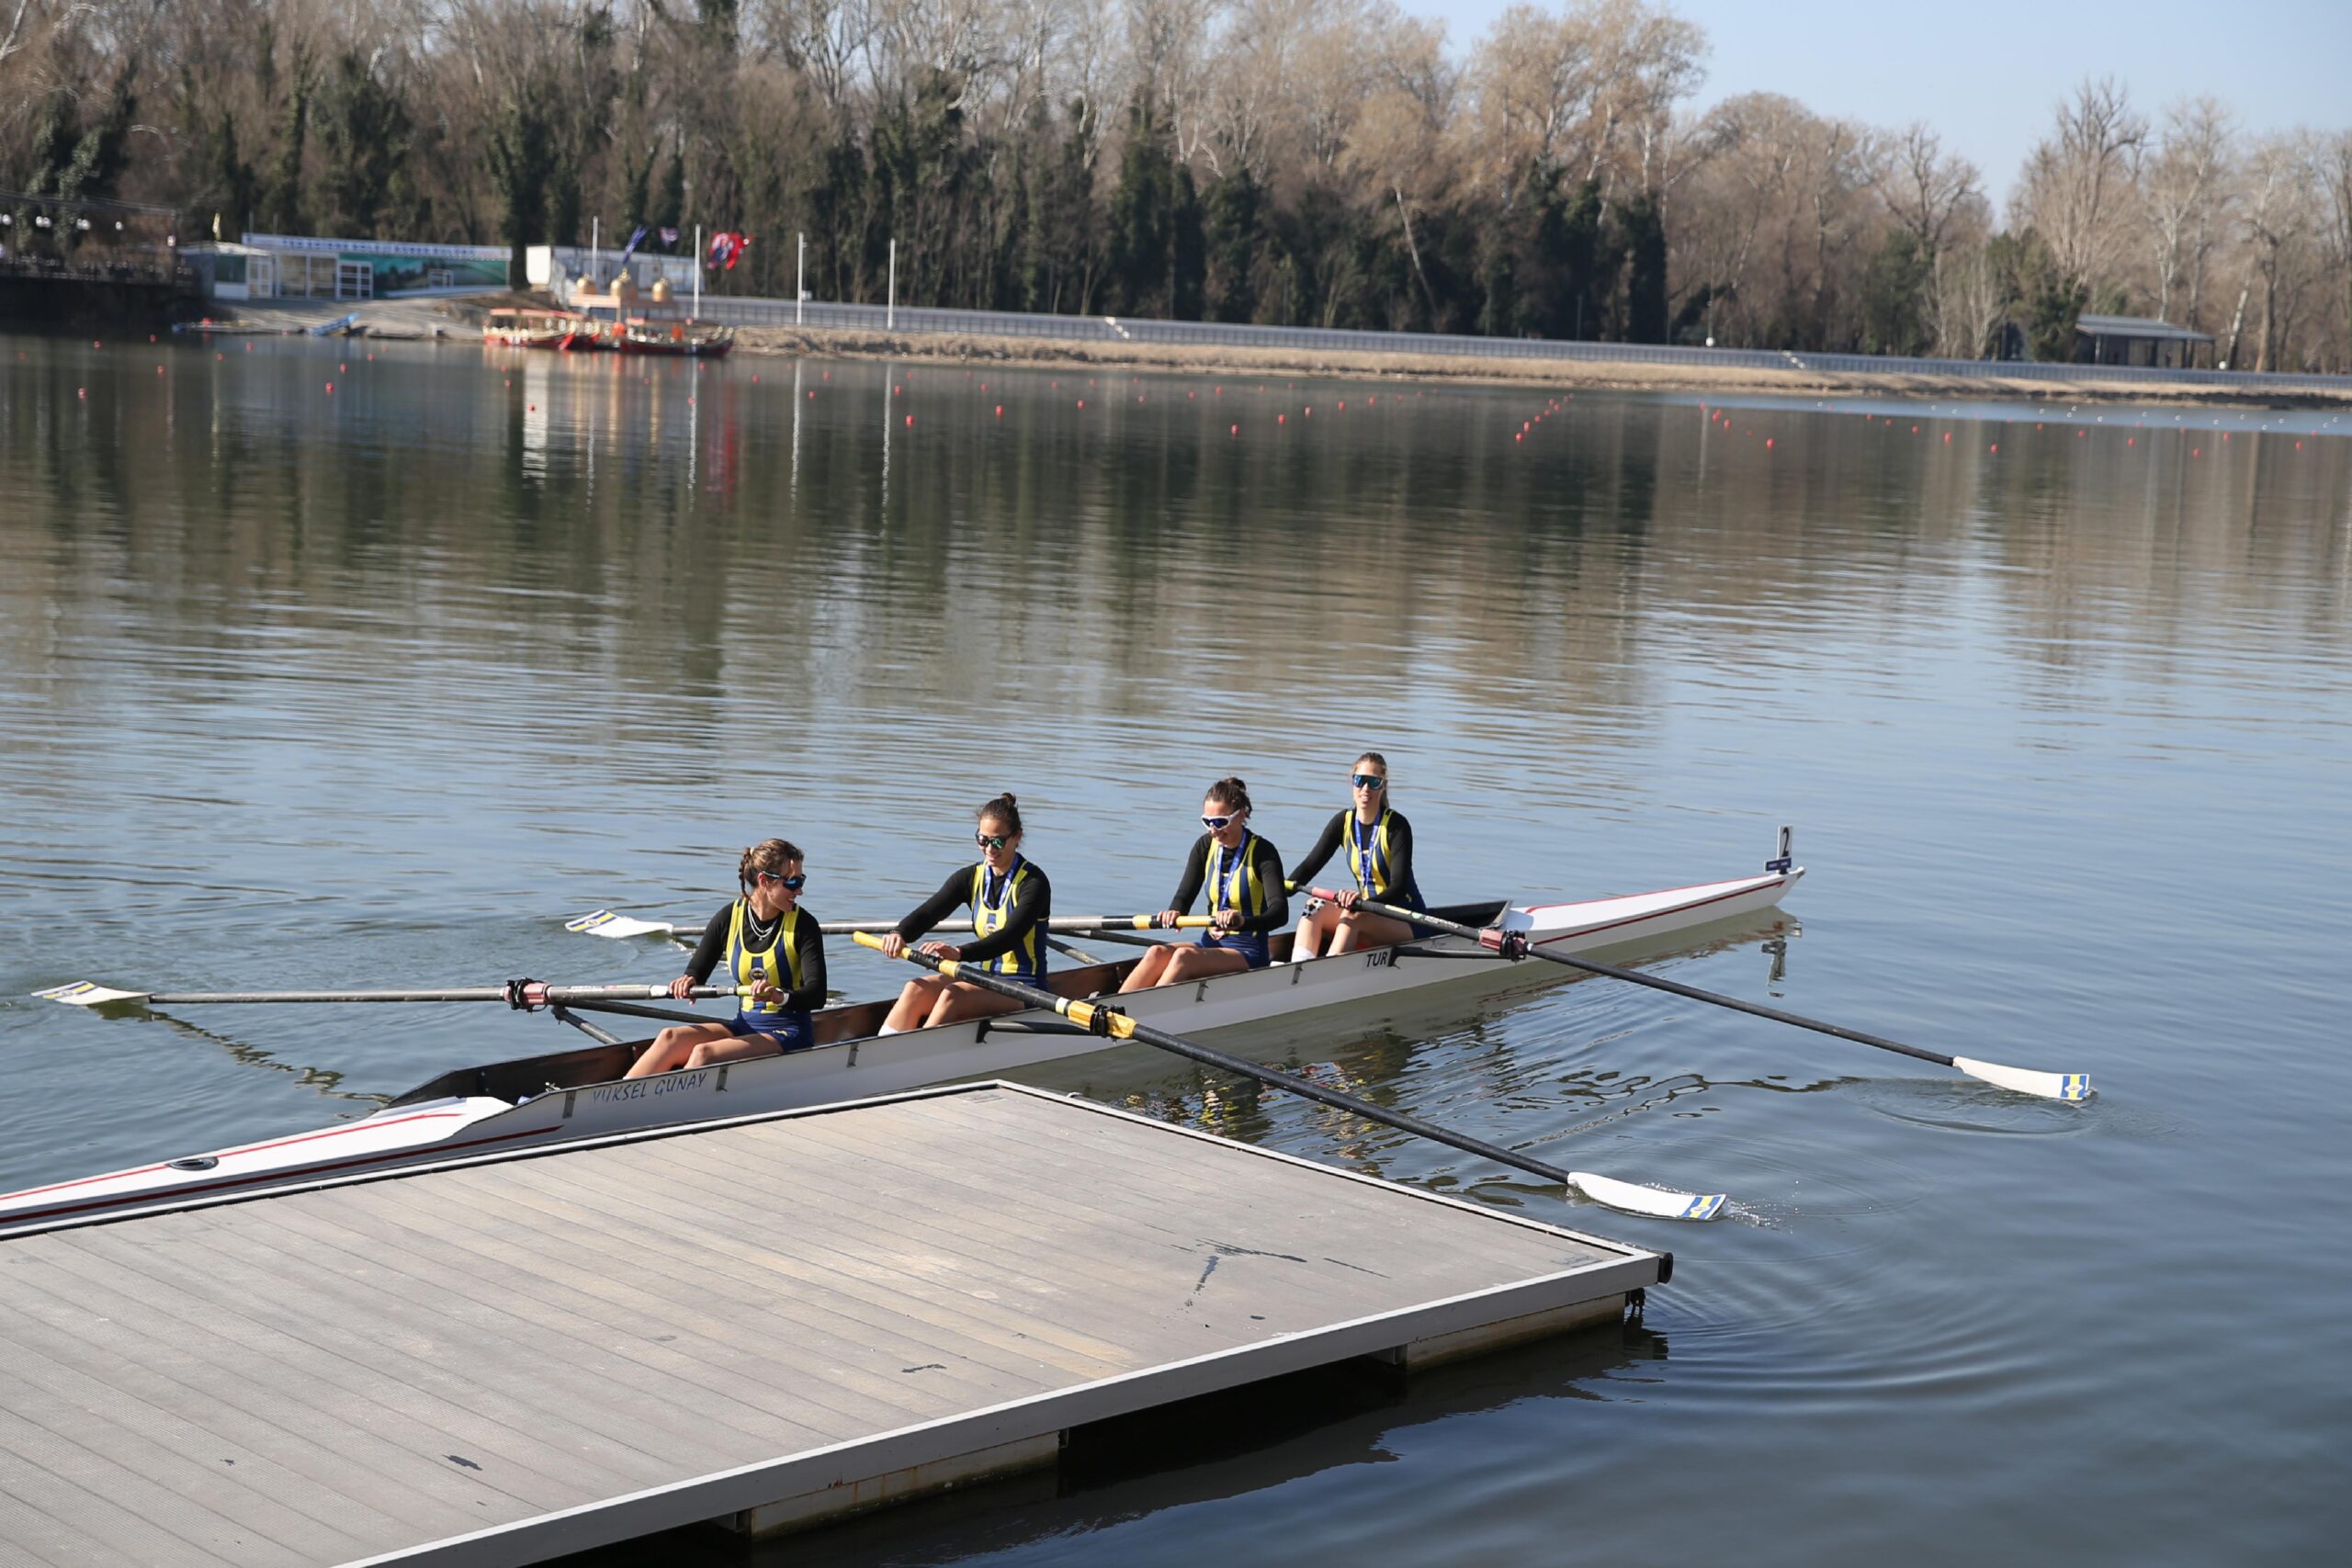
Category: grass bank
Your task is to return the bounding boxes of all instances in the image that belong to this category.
[724,322,2352,412]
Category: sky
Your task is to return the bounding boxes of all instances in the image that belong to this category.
[1400,0,2352,209]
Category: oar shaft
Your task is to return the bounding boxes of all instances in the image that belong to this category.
[1325,891,1954,1070]
[815,916,1209,936]
[852,933,1580,1190]
[138,984,747,1007]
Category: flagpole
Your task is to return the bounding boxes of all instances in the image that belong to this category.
[888,238,897,332]
[591,217,599,288]
[797,232,805,326]
[694,224,702,320]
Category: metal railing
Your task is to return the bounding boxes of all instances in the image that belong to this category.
[560,280,2351,394]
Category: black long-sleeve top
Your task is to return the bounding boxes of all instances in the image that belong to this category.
[1289,808,1419,903]
[893,860,1052,965]
[1166,832,1291,932]
[684,902,829,1012]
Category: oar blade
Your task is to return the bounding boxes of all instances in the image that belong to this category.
[1952,1057,2093,1101]
[1566,1169,1727,1222]
[31,981,152,1008]
[565,909,676,940]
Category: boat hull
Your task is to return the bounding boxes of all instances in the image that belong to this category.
[0,869,1798,1234]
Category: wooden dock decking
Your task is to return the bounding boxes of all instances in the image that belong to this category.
[0,1082,1665,1567]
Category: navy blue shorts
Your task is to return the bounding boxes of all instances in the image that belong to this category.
[1199,931,1272,969]
[729,1010,814,1053]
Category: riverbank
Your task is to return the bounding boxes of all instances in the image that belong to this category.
[718,322,2352,412]
[213,293,2352,412]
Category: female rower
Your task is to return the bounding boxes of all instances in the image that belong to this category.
[876,793,1051,1032]
[624,839,826,1078]
[1287,751,1427,958]
[1119,777,1289,993]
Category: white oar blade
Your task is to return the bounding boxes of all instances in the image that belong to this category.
[564,909,676,940]
[1952,1057,2093,1101]
[31,981,152,1007]
[1567,1170,1726,1222]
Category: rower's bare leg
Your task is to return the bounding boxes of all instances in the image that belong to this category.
[924,982,1025,1027]
[884,976,951,1032]
[684,1032,786,1068]
[1117,943,1182,993]
[1330,909,1415,953]
[1153,945,1251,985]
[626,1021,734,1078]
[1291,901,1344,960]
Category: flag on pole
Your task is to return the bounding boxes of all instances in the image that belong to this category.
[615,225,649,270]
[659,227,679,248]
[706,231,751,271]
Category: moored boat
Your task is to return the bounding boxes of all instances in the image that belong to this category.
[0,865,1799,1235]
[483,306,602,349]
[611,319,735,357]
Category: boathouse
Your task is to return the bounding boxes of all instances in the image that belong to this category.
[2070,313,2214,370]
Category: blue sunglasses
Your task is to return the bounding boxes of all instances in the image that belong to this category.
[751,871,806,890]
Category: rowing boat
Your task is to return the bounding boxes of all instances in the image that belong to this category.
[0,866,1799,1235]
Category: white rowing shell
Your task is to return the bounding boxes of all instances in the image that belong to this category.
[1,870,1798,1234]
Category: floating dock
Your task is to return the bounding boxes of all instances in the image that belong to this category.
[0,1081,1667,1566]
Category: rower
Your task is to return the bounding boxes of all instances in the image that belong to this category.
[624,839,825,1077]
[876,794,1051,1032]
[1287,751,1428,958]
[1118,777,1290,994]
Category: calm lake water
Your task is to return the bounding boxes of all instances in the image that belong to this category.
[3,333,2347,1565]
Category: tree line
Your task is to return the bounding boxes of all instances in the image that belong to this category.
[5,1,2348,371]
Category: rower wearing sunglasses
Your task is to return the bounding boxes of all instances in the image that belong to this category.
[624,838,827,1077]
[1288,751,1428,958]
[876,793,1052,1032]
[1118,777,1290,994]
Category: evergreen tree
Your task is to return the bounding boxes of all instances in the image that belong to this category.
[317,51,412,237]
[1622,192,1668,344]
[487,88,555,284]
[24,103,79,197]
[1558,178,1606,339]
[1169,164,1205,321]
[654,147,685,235]
[207,107,262,238]
[58,68,139,204]
[1476,221,1516,337]
[1104,100,1171,315]
[1203,166,1261,323]
[264,57,314,234]
[1860,230,1931,355]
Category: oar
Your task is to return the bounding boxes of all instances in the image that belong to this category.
[1311,889,2091,1102]
[33,979,758,1010]
[851,931,1725,1222]
[568,909,1213,941]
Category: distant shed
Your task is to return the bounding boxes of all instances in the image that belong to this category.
[2072,313,2213,370]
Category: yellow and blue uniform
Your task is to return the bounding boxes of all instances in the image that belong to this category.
[895,857,1053,980]
[1292,807,1427,913]
[1166,831,1289,968]
[684,899,825,1051]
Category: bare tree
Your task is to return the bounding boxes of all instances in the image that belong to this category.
[2014,75,2146,294]
[2138,96,2231,328]
[2312,128,2352,367]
